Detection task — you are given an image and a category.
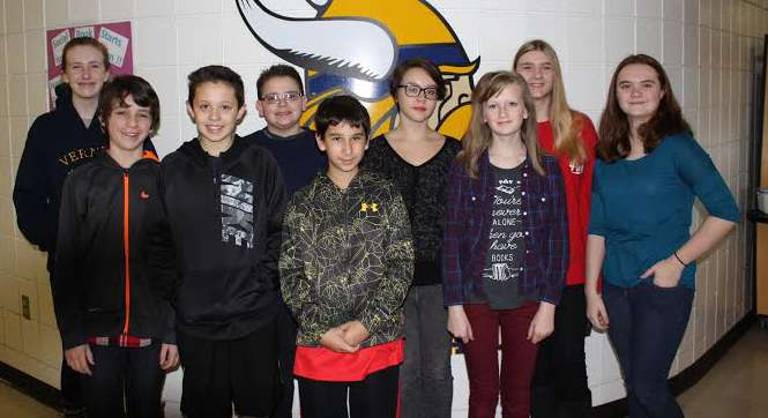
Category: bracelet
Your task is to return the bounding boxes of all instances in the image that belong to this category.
[673,251,688,267]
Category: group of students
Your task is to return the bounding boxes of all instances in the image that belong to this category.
[12,35,739,418]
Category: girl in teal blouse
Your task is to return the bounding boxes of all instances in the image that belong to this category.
[585,54,739,418]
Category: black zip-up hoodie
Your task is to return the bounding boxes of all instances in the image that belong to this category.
[153,136,287,340]
[13,85,156,268]
[53,152,175,350]
[13,86,107,259]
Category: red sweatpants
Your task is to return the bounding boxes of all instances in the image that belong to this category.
[463,302,539,418]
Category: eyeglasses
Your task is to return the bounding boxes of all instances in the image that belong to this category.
[397,84,439,100]
[261,91,303,105]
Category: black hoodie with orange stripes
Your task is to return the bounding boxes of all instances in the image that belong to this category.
[151,136,288,341]
[52,151,175,350]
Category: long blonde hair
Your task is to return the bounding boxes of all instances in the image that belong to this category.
[513,39,586,165]
[457,71,544,178]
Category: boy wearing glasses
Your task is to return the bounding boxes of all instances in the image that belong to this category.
[245,64,326,418]
[248,64,326,194]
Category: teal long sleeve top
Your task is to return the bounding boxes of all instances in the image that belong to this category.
[589,133,740,289]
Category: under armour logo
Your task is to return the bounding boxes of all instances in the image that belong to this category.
[360,201,379,213]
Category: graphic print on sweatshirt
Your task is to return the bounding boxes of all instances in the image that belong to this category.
[57,145,105,167]
[220,174,254,248]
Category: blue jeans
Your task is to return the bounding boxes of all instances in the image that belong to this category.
[603,280,694,418]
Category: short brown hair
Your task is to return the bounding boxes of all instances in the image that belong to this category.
[598,54,691,162]
[256,64,304,98]
[100,75,161,135]
[62,37,110,70]
[187,65,245,109]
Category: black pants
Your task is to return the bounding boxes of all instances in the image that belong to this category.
[531,284,593,418]
[81,343,165,418]
[61,356,85,412]
[298,365,399,418]
[272,302,298,418]
[52,266,84,414]
[178,321,279,418]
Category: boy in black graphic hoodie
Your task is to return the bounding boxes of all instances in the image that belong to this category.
[152,65,287,418]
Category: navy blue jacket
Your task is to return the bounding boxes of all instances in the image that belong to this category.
[244,128,326,196]
[13,87,106,258]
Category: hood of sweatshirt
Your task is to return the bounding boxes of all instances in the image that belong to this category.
[175,135,250,169]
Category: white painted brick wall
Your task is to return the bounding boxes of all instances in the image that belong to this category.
[0,0,763,415]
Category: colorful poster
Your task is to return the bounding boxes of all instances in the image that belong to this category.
[45,21,133,108]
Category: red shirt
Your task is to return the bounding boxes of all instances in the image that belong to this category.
[293,339,404,382]
[537,115,597,286]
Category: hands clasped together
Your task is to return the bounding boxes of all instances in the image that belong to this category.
[320,320,370,353]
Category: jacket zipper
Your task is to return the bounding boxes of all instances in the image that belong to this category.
[122,171,131,336]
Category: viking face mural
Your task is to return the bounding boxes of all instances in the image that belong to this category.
[236,0,478,139]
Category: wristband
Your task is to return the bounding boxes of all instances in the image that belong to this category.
[673,250,688,267]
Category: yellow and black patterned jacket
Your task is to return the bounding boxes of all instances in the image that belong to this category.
[280,170,414,347]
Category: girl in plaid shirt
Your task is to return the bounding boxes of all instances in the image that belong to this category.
[442,71,568,418]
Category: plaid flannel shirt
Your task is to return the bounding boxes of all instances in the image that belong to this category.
[442,152,568,306]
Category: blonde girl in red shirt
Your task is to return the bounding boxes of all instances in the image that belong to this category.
[514,39,598,418]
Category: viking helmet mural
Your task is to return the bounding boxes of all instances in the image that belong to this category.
[236,0,478,138]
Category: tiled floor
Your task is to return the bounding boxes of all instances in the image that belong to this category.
[1,324,766,418]
[677,323,768,418]
[0,379,58,418]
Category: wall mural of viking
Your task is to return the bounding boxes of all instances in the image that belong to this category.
[236,0,479,139]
